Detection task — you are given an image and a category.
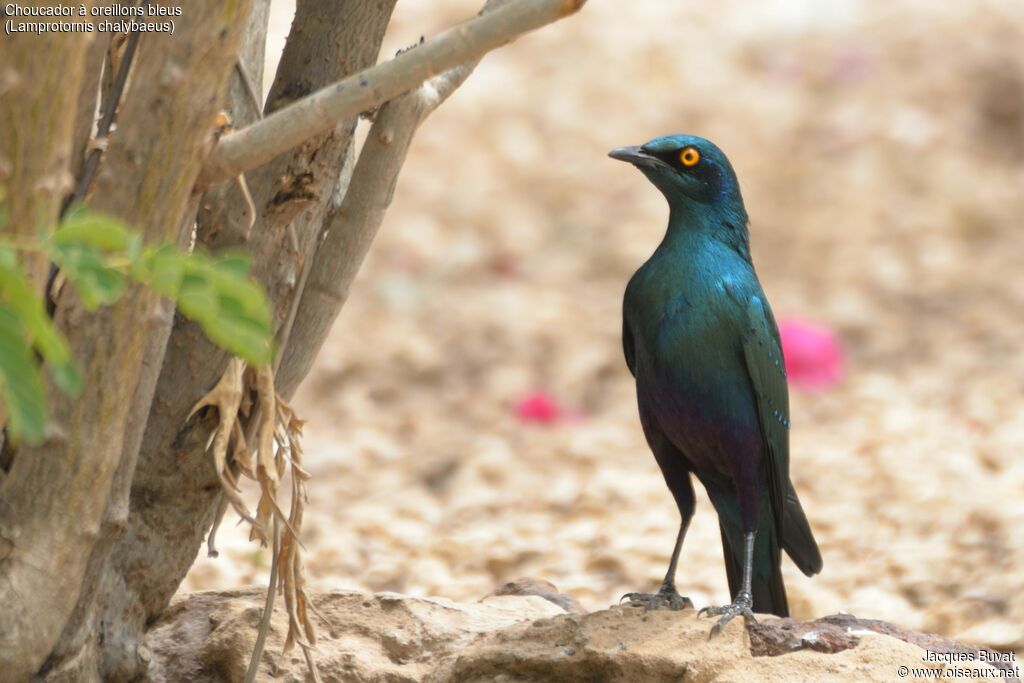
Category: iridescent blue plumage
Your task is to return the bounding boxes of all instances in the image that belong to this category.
[611,135,822,634]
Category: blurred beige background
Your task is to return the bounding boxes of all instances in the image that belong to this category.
[185,0,1024,654]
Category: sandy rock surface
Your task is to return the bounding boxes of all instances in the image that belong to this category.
[148,589,1017,682]
[184,0,1024,665]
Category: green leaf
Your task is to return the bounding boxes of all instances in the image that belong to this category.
[214,250,252,278]
[50,210,144,307]
[51,243,127,308]
[47,359,83,396]
[0,305,47,444]
[55,208,141,256]
[177,270,220,323]
[204,317,272,366]
[210,291,273,366]
[188,255,272,366]
[136,245,187,297]
[132,245,272,365]
[0,248,82,395]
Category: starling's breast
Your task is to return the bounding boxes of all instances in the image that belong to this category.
[626,243,764,482]
[637,347,763,484]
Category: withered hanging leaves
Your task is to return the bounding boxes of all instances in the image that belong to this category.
[188,358,258,530]
[188,359,318,673]
[277,396,317,656]
[256,366,278,483]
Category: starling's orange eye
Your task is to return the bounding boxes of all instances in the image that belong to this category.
[679,147,700,167]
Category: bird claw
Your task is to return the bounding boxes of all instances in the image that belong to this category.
[620,585,693,612]
[699,591,756,638]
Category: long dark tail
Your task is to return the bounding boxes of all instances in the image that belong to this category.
[714,482,821,618]
[719,523,789,618]
[782,487,823,577]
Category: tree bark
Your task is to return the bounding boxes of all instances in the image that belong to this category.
[0,11,92,680]
[0,6,90,289]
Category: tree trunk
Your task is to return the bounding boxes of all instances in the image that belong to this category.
[0,14,93,680]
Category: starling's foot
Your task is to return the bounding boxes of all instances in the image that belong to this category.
[620,584,693,612]
[698,590,756,638]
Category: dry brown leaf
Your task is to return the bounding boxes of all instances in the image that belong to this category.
[256,367,278,483]
[206,493,231,558]
[231,421,255,479]
[189,358,257,527]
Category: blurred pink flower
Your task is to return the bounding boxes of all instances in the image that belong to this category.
[515,392,577,425]
[778,318,845,391]
[833,48,875,84]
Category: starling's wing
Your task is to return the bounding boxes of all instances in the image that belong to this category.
[739,295,823,575]
[739,295,790,542]
[622,317,636,378]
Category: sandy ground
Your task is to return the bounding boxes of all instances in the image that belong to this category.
[184,0,1024,655]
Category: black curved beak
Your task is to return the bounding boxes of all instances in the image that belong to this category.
[608,146,662,170]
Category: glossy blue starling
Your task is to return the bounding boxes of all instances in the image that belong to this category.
[610,135,823,636]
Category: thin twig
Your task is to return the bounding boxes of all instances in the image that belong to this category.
[273,227,313,377]
[236,174,257,237]
[244,515,280,683]
[234,60,264,119]
[198,0,587,186]
[232,59,263,237]
[301,644,323,683]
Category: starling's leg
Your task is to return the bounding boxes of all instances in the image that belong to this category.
[698,531,758,636]
[621,517,694,611]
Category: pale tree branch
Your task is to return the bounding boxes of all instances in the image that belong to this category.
[199,0,587,186]
[276,39,487,392]
[277,0,584,392]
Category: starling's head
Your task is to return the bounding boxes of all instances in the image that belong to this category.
[609,134,743,212]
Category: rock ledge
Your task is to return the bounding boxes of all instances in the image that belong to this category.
[147,588,1019,682]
